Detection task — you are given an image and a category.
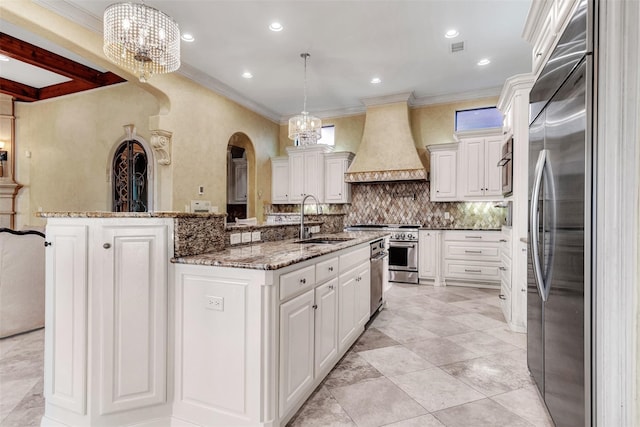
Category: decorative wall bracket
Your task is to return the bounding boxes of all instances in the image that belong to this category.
[150,130,172,165]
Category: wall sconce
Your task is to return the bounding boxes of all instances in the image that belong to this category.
[0,141,7,178]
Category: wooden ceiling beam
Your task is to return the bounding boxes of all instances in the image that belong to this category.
[38,80,97,101]
[0,78,39,102]
[0,32,106,85]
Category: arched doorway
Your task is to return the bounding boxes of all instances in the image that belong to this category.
[226,132,256,222]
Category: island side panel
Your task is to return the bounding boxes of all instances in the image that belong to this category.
[172,264,276,427]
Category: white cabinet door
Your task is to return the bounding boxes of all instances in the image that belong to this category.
[233,159,247,203]
[272,157,289,204]
[431,150,457,201]
[314,278,338,376]
[462,138,485,197]
[338,266,357,353]
[99,224,168,414]
[288,151,306,203]
[324,153,354,204]
[418,230,438,279]
[303,150,324,203]
[355,262,371,328]
[279,289,315,416]
[44,224,88,415]
[484,137,503,196]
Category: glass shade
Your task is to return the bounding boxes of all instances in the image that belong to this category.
[288,112,322,145]
[104,2,180,82]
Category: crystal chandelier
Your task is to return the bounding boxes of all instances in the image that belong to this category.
[103,2,181,83]
[288,53,322,145]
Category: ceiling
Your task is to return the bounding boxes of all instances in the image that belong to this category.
[1,0,533,121]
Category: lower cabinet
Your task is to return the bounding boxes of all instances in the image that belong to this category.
[418,230,439,281]
[279,289,316,416]
[314,278,339,376]
[43,218,172,426]
[338,261,370,354]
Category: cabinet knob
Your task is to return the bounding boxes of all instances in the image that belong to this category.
[498,294,506,300]
[312,304,318,310]
[499,239,507,242]
[44,241,52,247]
[300,278,306,284]
[499,266,507,271]
[328,266,334,272]
[103,243,111,249]
[329,285,334,290]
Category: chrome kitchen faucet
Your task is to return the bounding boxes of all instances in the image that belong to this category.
[300,194,320,239]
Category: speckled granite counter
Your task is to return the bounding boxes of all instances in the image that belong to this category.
[172,231,389,270]
[37,211,225,219]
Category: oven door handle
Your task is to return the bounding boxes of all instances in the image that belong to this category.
[390,242,417,248]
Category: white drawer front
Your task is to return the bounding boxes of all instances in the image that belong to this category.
[443,260,500,282]
[443,230,502,243]
[280,265,316,301]
[316,257,339,284]
[444,242,500,261]
[339,246,370,272]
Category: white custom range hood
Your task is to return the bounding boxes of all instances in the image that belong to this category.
[345,93,427,183]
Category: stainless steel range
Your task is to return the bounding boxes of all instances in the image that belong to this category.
[346,224,420,284]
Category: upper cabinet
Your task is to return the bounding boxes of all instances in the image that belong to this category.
[428,143,458,202]
[459,134,503,199]
[272,147,354,205]
[523,0,581,76]
[324,152,355,204]
[287,145,332,203]
[271,157,290,205]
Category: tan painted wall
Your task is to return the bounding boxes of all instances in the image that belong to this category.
[14,84,159,227]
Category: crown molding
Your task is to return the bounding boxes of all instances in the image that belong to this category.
[411,86,503,107]
[34,0,103,33]
[497,73,535,111]
[360,92,415,107]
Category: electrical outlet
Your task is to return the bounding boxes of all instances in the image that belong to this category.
[251,231,261,242]
[444,212,450,220]
[241,232,251,243]
[313,226,321,233]
[204,295,224,311]
[198,185,204,195]
[230,233,241,245]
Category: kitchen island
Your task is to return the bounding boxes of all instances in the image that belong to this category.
[39,213,387,427]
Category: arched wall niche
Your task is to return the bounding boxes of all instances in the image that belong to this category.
[227,132,256,219]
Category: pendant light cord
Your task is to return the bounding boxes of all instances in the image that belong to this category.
[301,53,310,113]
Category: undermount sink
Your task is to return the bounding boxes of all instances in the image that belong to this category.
[295,237,354,244]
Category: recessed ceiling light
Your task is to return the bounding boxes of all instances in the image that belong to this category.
[370,77,382,84]
[477,58,491,66]
[0,54,9,62]
[181,33,195,42]
[242,72,253,79]
[445,29,459,39]
[269,22,283,32]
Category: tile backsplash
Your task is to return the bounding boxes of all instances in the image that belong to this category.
[266,181,506,229]
[344,181,506,229]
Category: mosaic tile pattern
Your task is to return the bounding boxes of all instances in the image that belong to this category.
[344,181,506,229]
[265,204,348,215]
[344,169,428,183]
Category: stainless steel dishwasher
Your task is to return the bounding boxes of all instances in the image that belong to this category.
[370,239,388,316]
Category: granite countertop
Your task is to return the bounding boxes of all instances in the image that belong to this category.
[420,227,502,231]
[226,221,322,231]
[37,211,226,219]
[172,231,390,270]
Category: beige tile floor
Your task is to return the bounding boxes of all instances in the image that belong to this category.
[288,284,555,427]
[0,284,554,427]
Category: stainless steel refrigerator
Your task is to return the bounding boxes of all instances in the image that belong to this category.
[527,1,593,426]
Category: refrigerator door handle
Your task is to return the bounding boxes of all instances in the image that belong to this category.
[530,149,548,302]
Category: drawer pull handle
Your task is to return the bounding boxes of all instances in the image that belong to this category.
[103,243,111,249]
[465,269,482,273]
[499,266,507,271]
[328,266,334,272]
[499,239,508,242]
[44,241,52,247]
[499,294,506,300]
[329,285,334,290]
[312,304,318,309]
[300,278,306,284]
[465,250,482,254]
[465,236,482,239]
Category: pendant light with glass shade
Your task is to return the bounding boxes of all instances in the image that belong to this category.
[288,53,322,145]
[103,1,181,82]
